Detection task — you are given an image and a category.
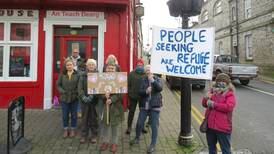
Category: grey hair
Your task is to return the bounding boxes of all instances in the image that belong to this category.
[86,59,97,67]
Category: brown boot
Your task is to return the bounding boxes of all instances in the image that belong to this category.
[110,144,118,153]
[63,130,68,138]
[69,130,76,138]
[80,137,86,144]
[99,142,109,151]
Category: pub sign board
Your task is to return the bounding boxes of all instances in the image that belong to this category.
[8,96,25,146]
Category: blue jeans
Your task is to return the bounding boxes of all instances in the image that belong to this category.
[206,129,231,154]
[61,101,78,129]
[136,109,160,146]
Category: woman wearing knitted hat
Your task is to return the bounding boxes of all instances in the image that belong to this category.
[201,73,237,154]
[126,58,145,134]
[99,60,124,153]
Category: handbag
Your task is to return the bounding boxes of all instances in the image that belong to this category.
[199,111,210,133]
[199,118,208,133]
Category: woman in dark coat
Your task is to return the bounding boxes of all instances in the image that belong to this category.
[57,58,80,138]
[78,59,99,144]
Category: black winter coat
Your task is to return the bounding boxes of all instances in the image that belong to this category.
[139,76,163,109]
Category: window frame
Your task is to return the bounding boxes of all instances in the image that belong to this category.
[201,10,209,23]
[232,7,236,21]
[244,0,252,19]
[245,34,253,60]
[0,20,38,81]
[214,0,222,16]
[219,41,224,54]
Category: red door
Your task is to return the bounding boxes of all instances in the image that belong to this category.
[53,36,92,98]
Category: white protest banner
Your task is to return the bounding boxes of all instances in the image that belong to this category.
[150,26,215,80]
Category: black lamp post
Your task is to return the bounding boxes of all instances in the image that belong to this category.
[167,0,203,146]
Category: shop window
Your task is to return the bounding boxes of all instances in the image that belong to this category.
[0,46,3,76]
[0,23,3,40]
[9,47,30,77]
[0,13,38,81]
[10,23,31,41]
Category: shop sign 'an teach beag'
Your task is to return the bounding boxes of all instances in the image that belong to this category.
[150,26,215,80]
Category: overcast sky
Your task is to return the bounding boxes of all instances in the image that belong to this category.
[140,0,198,51]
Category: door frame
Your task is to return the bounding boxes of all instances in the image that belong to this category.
[52,35,93,99]
[43,17,106,109]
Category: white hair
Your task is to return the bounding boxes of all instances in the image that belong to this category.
[144,65,151,71]
[86,59,97,67]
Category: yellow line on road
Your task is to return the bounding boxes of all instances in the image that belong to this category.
[191,104,205,120]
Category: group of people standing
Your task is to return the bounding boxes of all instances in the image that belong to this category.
[57,50,163,153]
[56,48,237,154]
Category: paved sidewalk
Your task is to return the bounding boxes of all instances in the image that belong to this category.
[0,82,203,154]
[257,75,274,84]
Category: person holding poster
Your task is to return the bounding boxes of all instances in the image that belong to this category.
[57,58,80,138]
[126,58,145,135]
[103,54,121,72]
[78,59,98,144]
[130,65,163,153]
[201,73,236,154]
[99,60,124,153]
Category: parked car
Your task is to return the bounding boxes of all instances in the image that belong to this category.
[166,76,206,90]
[213,55,258,85]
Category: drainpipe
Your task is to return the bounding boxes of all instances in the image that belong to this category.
[235,0,239,62]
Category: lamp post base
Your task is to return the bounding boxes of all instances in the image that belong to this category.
[178,134,193,146]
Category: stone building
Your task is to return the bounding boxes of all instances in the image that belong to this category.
[194,0,274,74]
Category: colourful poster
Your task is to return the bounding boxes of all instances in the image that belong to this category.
[87,72,127,94]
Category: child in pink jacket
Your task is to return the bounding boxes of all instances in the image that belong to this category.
[202,73,236,154]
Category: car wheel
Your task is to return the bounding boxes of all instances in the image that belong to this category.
[200,85,206,90]
[240,79,250,85]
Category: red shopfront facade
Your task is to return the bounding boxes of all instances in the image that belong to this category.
[0,0,139,109]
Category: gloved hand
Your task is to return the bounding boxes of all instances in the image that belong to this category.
[82,96,89,104]
[207,100,214,109]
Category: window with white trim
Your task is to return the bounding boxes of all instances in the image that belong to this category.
[245,34,253,60]
[0,21,38,81]
[201,10,209,22]
[244,0,251,19]
[219,41,224,54]
[214,0,222,15]
[232,7,236,21]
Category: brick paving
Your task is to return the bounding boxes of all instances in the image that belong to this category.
[0,82,203,154]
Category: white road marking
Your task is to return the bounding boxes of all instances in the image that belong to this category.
[242,86,274,97]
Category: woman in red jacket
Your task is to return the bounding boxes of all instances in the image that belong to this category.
[202,73,236,154]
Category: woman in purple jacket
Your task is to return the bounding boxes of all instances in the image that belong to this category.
[202,73,237,154]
